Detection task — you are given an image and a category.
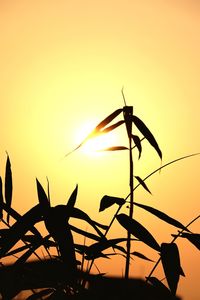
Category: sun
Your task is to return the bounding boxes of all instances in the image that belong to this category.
[74,120,119,156]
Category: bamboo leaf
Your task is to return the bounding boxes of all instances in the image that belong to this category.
[5,153,13,224]
[26,289,54,300]
[132,135,142,159]
[98,146,128,151]
[66,184,78,210]
[96,108,123,131]
[70,207,105,238]
[134,176,152,194]
[65,108,123,156]
[132,115,162,159]
[0,177,3,219]
[99,195,125,212]
[102,120,125,133]
[173,233,200,250]
[116,213,160,251]
[0,204,43,258]
[70,225,102,241]
[131,251,154,262]
[161,243,183,295]
[36,178,50,212]
[134,202,191,232]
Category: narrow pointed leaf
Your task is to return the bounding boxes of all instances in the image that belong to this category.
[173,233,200,250]
[66,184,78,210]
[0,177,3,219]
[5,154,13,224]
[98,146,128,152]
[131,251,154,262]
[70,207,105,238]
[99,195,125,212]
[0,204,43,258]
[70,225,102,241]
[134,202,190,232]
[161,243,183,295]
[134,176,152,194]
[102,120,125,133]
[65,108,123,156]
[117,213,160,251]
[36,179,50,212]
[132,135,142,159]
[96,108,123,131]
[26,289,54,300]
[132,115,162,159]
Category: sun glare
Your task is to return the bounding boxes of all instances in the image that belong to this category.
[75,121,119,156]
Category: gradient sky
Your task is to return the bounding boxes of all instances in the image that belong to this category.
[0,1,200,299]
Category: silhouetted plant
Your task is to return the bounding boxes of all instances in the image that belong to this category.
[0,101,199,299]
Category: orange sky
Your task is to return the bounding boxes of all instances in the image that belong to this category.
[0,1,200,299]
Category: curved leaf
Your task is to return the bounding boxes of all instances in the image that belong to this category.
[173,233,200,250]
[70,225,101,241]
[146,277,171,296]
[134,202,190,232]
[5,154,13,224]
[161,243,183,295]
[102,120,125,133]
[99,195,125,212]
[132,135,142,159]
[131,251,154,262]
[132,115,162,159]
[116,213,160,251]
[134,176,151,194]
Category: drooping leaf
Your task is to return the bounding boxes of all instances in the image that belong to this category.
[132,115,162,159]
[99,195,125,212]
[5,153,13,224]
[173,233,200,250]
[98,146,128,151]
[66,184,78,210]
[36,178,50,213]
[0,177,3,219]
[65,108,123,156]
[102,120,125,133]
[132,135,142,159]
[131,251,154,262]
[161,243,183,295]
[134,202,191,232]
[134,176,152,194]
[116,213,160,251]
[26,289,54,300]
[123,106,133,138]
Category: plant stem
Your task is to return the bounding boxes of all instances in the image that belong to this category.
[125,135,134,279]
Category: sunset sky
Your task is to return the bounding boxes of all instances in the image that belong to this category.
[0,1,200,299]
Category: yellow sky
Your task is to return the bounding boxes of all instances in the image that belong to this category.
[0,1,200,299]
